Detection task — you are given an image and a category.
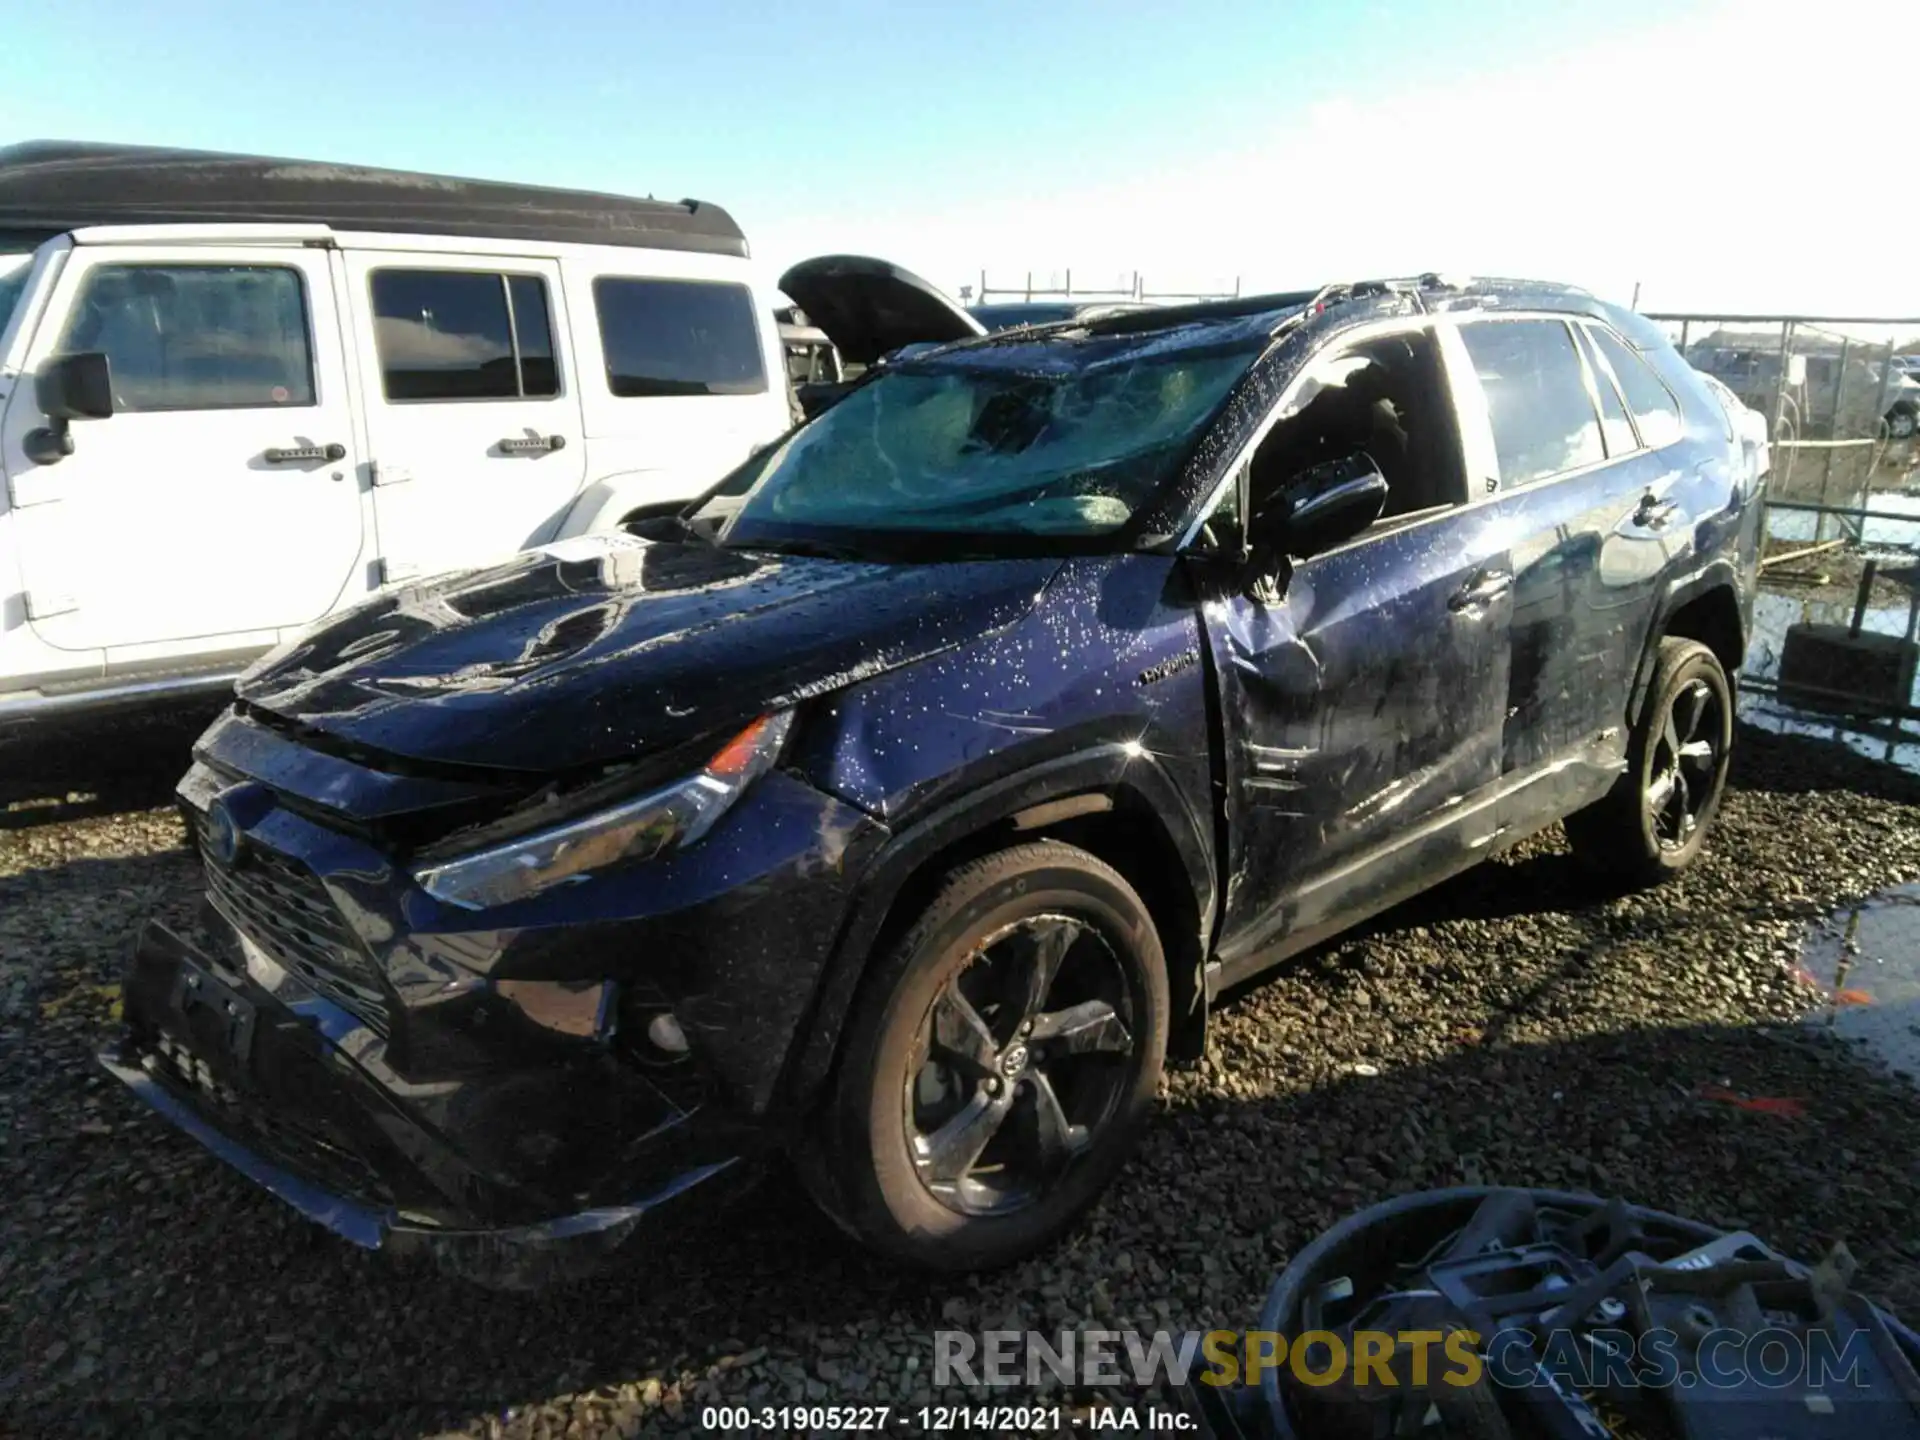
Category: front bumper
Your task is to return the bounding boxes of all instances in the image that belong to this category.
[102,919,745,1289]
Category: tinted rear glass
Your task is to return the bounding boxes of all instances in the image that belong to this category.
[593,277,766,397]
[370,269,559,401]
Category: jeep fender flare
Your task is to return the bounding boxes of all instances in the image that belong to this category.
[777,743,1218,1111]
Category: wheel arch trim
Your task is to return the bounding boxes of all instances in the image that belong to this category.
[777,743,1216,1111]
[1627,562,1747,730]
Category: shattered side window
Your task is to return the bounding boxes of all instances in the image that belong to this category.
[1458,319,1606,489]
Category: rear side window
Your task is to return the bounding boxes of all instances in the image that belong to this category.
[370,269,560,402]
[593,278,766,397]
[1573,325,1637,457]
[1591,326,1683,448]
[1458,319,1605,488]
[61,263,313,412]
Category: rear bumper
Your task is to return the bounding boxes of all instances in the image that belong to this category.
[102,919,746,1289]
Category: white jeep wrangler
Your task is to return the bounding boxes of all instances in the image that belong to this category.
[0,142,976,726]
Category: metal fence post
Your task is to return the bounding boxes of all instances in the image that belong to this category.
[1773,320,1800,537]
[1868,339,1899,542]
[1816,336,1849,532]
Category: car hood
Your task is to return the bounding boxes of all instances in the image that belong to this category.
[236,534,1059,773]
[779,254,984,368]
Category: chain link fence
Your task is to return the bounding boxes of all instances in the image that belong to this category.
[1645,313,1920,759]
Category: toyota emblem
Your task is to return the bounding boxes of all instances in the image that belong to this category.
[204,792,246,867]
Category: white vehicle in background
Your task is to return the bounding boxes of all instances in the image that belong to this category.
[0,144,977,727]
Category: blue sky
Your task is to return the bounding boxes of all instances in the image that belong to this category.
[3,0,1908,314]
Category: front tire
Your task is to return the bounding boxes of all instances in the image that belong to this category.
[1565,637,1733,886]
[808,840,1168,1270]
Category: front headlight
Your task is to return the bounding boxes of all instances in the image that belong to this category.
[414,711,793,911]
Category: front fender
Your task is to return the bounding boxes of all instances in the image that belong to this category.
[775,742,1216,1111]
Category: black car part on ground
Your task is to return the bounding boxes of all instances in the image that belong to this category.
[1179,1186,1920,1440]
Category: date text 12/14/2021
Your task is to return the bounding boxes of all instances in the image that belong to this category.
[698,1404,1198,1431]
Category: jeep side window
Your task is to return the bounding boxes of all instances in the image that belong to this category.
[593,277,767,398]
[1458,319,1605,489]
[1589,326,1684,449]
[369,269,560,402]
[1244,326,1467,535]
[59,263,314,412]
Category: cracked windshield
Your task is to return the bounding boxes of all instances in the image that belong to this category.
[702,336,1261,546]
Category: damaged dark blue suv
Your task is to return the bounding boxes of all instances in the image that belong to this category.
[105,273,1767,1287]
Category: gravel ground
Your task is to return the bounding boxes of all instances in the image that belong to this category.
[3,715,1919,1439]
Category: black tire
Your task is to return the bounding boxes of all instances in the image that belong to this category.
[1564,637,1733,887]
[805,840,1168,1271]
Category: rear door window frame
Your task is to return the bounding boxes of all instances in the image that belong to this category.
[1584,321,1686,452]
[1455,315,1611,494]
[366,265,563,405]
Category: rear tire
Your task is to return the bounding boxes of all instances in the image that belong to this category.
[806,841,1167,1271]
[1565,637,1733,887]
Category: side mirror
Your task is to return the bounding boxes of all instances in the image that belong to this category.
[23,352,114,465]
[1276,452,1389,558]
[37,351,115,422]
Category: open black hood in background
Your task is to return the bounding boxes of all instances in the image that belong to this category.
[778,254,984,368]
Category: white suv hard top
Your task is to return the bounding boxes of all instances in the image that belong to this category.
[0,143,977,726]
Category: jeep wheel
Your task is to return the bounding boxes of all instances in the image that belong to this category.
[1887,406,1918,442]
[808,840,1167,1270]
[1565,637,1733,886]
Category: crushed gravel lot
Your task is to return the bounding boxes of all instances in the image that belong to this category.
[3,710,1919,1438]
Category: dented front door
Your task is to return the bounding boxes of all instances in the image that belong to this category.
[1203,504,1512,981]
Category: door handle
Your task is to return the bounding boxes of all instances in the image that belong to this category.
[264,442,346,464]
[1448,569,1513,611]
[498,434,567,455]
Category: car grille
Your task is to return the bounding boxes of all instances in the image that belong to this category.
[135,1030,394,1211]
[192,810,391,1036]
